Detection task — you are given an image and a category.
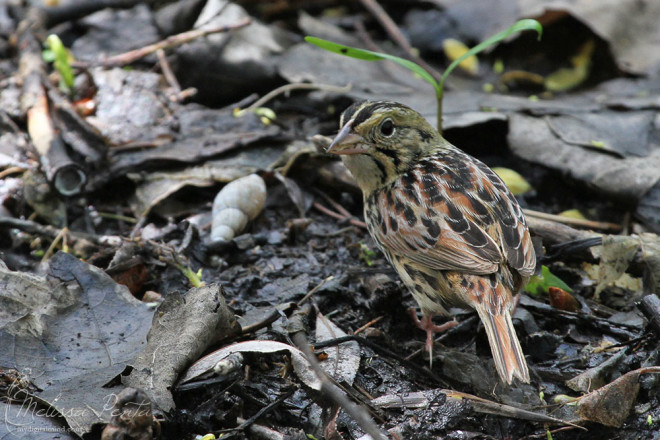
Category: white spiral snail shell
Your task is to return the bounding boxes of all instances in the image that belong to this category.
[211,174,267,242]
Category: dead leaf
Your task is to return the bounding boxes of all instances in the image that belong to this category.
[0,252,154,435]
[576,367,660,427]
[180,340,322,391]
[595,235,640,299]
[123,284,240,411]
[316,314,360,386]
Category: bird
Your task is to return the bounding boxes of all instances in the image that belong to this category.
[326,100,536,384]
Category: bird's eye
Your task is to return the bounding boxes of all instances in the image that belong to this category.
[380,119,395,137]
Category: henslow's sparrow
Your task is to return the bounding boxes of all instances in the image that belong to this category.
[327,101,535,383]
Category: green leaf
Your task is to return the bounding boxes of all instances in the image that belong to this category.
[304,36,440,94]
[41,49,56,63]
[45,34,75,92]
[524,265,573,295]
[440,19,543,91]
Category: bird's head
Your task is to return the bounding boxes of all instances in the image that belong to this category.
[327,101,443,193]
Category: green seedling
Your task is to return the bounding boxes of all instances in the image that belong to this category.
[177,264,204,288]
[234,106,276,125]
[359,241,376,267]
[43,34,75,93]
[306,19,542,134]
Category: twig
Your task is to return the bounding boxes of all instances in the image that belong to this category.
[297,276,334,306]
[0,216,121,247]
[0,166,27,179]
[522,209,622,232]
[97,212,138,224]
[313,202,348,221]
[314,189,352,218]
[41,227,68,262]
[357,0,442,82]
[168,87,198,103]
[312,202,367,229]
[222,388,295,433]
[241,83,352,113]
[290,332,389,440]
[156,49,181,92]
[75,20,252,68]
[439,390,585,429]
[354,316,384,334]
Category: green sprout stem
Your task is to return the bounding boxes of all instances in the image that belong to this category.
[306,19,542,134]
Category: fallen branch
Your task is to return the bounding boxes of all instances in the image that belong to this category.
[75,19,252,68]
[523,208,622,232]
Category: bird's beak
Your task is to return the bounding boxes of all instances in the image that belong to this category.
[326,120,368,155]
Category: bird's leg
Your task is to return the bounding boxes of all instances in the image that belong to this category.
[408,308,458,364]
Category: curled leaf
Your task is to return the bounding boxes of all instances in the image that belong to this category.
[545,39,595,92]
[558,209,587,220]
[548,286,579,312]
[492,167,532,195]
[442,38,479,75]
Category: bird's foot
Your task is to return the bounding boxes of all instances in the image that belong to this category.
[408,308,458,366]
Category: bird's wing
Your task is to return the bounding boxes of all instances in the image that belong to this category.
[367,150,535,276]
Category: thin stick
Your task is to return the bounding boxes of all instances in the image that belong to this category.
[97,212,137,224]
[0,166,27,179]
[314,189,352,218]
[312,202,367,229]
[313,202,348,221]
[41,227,68,262]
[522,209,622,232]
[241,83,352,113]
[354,316,384,334]
[358,0,442,82]
[156,49,181,92]
[297,276,334,306]
[291,332,389,440]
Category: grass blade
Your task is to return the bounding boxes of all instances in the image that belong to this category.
[304,36,440,93]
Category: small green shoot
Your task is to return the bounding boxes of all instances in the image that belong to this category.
[305,19,542,134]
[525,265,573,295]
[234,106,276,125]
[647,414,653,426]
[178,264,205,288]
[359,241,376,267]
[43,34,75,93]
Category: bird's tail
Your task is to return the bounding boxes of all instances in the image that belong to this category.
[475,305,530,384]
